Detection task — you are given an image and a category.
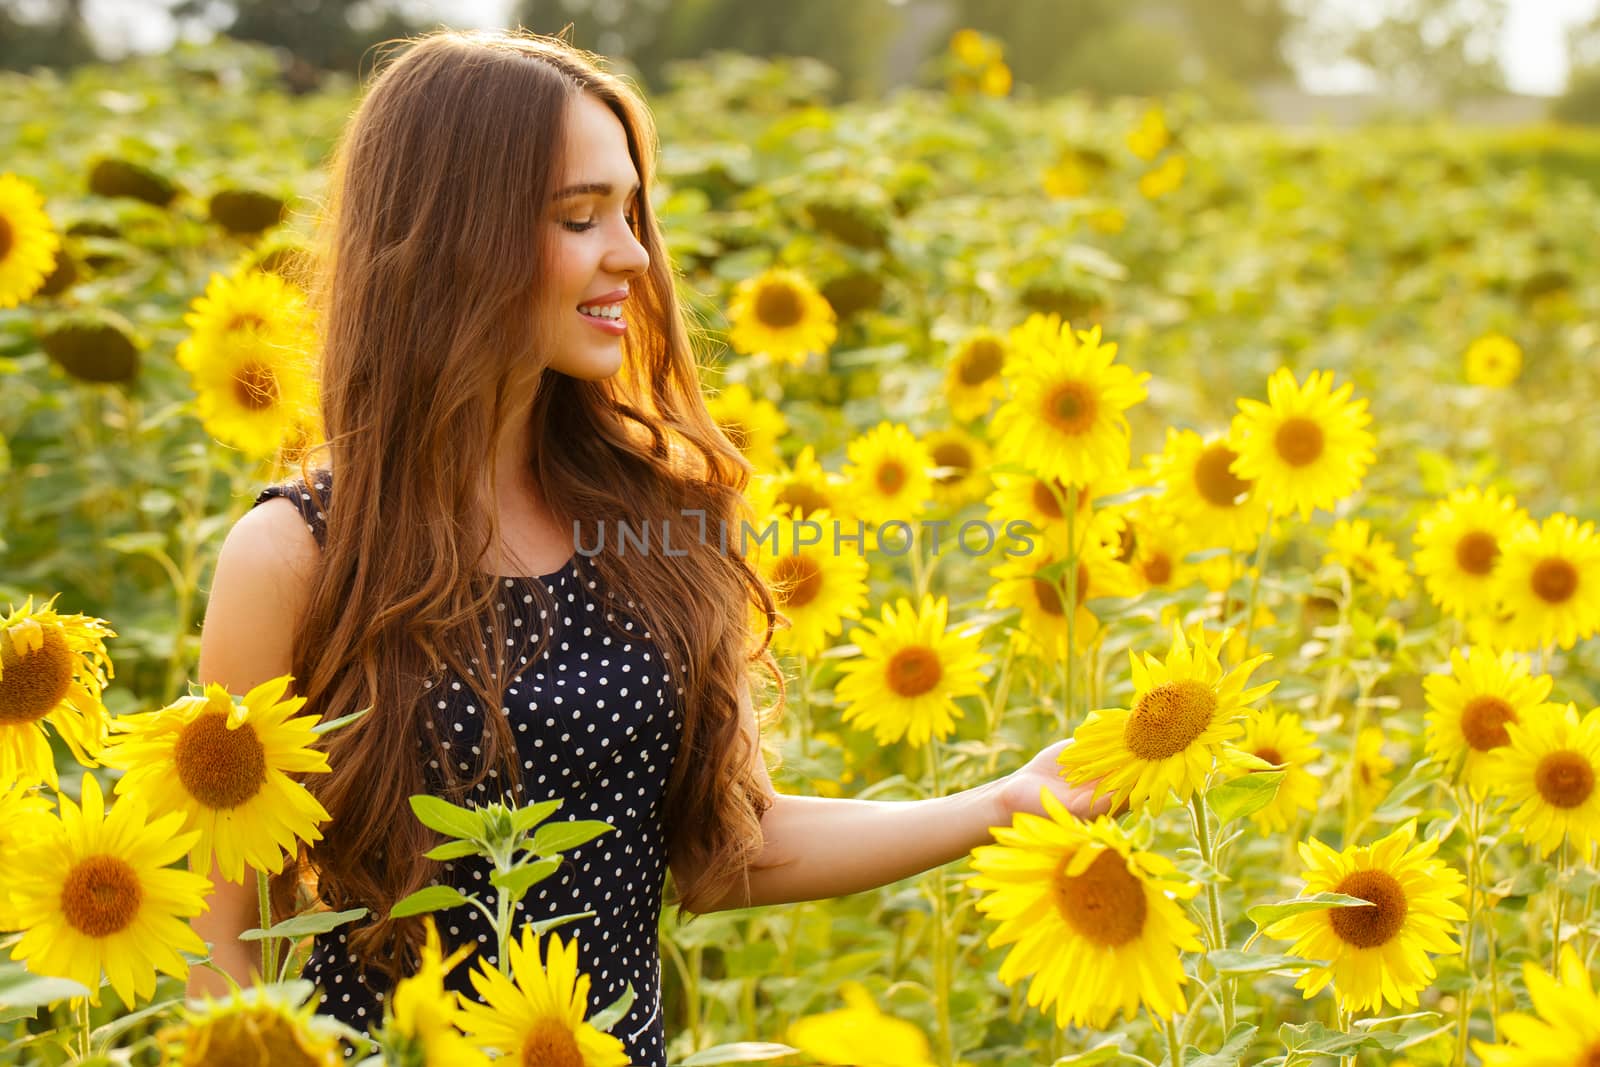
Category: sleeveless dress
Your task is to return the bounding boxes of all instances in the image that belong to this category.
[253,473,682,1066]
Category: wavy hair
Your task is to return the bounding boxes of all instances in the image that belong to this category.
[275,28,779,977]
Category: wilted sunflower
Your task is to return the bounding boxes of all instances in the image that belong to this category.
[753,509,870,660]
[1231,368,1376,520]
[1464,332,1522,388]
[1424,645,1556,797]
[1492,513,1600,651]
[987,533,1136,660]
[726,267,837,367]
[970,805,1201,1029]
[9,774,210,1008]
[1228,706,1321,833]
[944,329,1009,421]
[1487,702,1600,859]
[162,984,344,1067]
[786,982,936,1067]
[1060,624,1275,814]
[458,928,629,1067]
[923,426,991,509]
[842,422,933,526]
[1413,486,1531,619]
[0,173,60,308]
[1324,518,1412,602]
[1474,946,1600,1066]
[104,676,331,883]
[1265,820,1466,1014]
[706,381,787,471]
[835,595,988,748]
[1152,428,1269,552]
[381,918,491,1067]
[991,315,1149,487]
[0,595,115,788]
[749,445,848,522]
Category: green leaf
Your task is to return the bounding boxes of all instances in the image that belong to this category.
[530,820,615,856]
[409,795,482,841]
[489,858,561,900]
[528,911,596,936]
[424,839,482,862]
[1278,1021,1405,1056]
[1206,771,1285,825]
[676,1043,798,1065]
[1186,1024,1259,1067]
[312,706,371,736]
[89,997,176,1046]
[1205,951,1317,976]
[0,960,91,1013]
[390,885,469,918]
[588,982,636,1031]
[239,907,368,942]
[1049,1037,1126,1064]
[510,799,563,835]
[1247,892,1376,929]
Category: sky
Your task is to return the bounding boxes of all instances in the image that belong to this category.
[77,0,1600,97]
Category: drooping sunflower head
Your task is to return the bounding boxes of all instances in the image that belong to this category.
[0,172,61,309]
[750,445,846,523]
[1264,820,1466,1014]
[945,329,1009,421]
[1324,518,1413,602]
[162,983,344,1067]
[706,381,788,471]
[1227,705,1321,833]
[726,267,838,367]
[923,426,991,509]
[1152,427,1268,552]
[842,421,934,525]
[1413,486,1531,620]
[1424,645,1555,796]
[0,595,115,787]
[1231,368,1376,520]
[1492,513,1600,652]
[1489,702,1600,858]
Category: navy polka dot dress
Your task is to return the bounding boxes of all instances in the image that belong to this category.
[253,473,682,1065]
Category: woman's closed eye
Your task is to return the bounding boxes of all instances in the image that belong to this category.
[562,208,639,233]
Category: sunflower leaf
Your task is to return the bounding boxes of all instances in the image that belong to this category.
[0,961,91,1014]
[312,706,371,737]
[510,799,564,835]
[1184,1023,1259,1067]
[529,819,615,856]
[1048,1037,1125,1065]
[1247,892,1376,930]
[1278,1021,1406,1056]
[527,911,596,937]
[390,885,469,919]
[423,839,481,862]
[1205,950,1317,976]
[488,857,561,900]
[1206,771,1285,825]
[239,907,369,942]
[676,1043,800,1065]
[408,795,483,841]
[589,981,636,1031]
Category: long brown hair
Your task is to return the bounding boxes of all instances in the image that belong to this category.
[276,29,779,975]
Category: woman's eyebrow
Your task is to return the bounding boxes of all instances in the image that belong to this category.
[553,181,642,200]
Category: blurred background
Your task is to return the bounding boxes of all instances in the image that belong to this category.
[5,0,1600,124]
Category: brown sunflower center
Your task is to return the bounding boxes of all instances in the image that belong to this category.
[226,313,270,334]
[174,712,267,810]
[1530,558,1579,605]
[1123,679,1218,761]
[1274,417,1325,467]
[1142,552,1173,586]
[0,216,13,261]
[771,555,824,610]
[754,282,805,329]
[1194,444,1251,507]
[60,854,142,938]
[1253,745,1284,767]
[1453,530,1499,576]
[1329,869,1408,948]
[929,442,973,485]
[957,338,1004,385]
[1054,848,1147,947]
[233,363,279,412]
[1033,563,1090,617]
[0,624,74,725]
[194,1007,325,1067]
[1459,696,1517,752]
[875,460,907,496]
[1535,751,1596,809]
[720,420,750,451]
[1581,1042,1600,1067]
[1031,478,1067,519]
[521,1016,584,1067]
[776,484,828,518]
[1045,381,1098,435]
[886,646,943,698]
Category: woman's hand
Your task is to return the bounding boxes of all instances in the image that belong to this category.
[992,739,1115,825]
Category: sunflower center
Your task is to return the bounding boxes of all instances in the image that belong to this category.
[196,1008,325,1067]
[776,484,828,518]
[60,854,142,938]
[1253,745,1284,767]
[0,624,74,725]
[1053,848,1147,947]
[720,421,750,450]
[754,282,805,329]
[886,647,942,698]
[1194,444,1251,507]
[1033,563,1090,617]
[233,363,280,412]
[1123,679,1218,760]
[1453,530,1498,576]
[876,460,907,495]
[520,1016,584,1067]
[174,712,268,810]
[1530,558,1579,605]
[1274,417,1325,467]
[957,338,1004,385]
[1031,479,1068,519]
[1459,696,1517,752]
[929,442,973,485]
[1534,750,1596,809]
[226,313,270,334]
[1328,869,1408,948]
[0,216,12,261]
[1142,552,1172,586]
[1582,1043,1600,1067]
[772,556,824,610]
[1045,381,1099,435]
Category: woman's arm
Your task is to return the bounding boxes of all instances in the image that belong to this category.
[187,497,321,996]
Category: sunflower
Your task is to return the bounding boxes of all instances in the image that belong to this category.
[944,329,1009,421]
[786,982,936,1067]
[1126,107,1170,161]
[162,984,344,1067]
[1059,624,1275,814]
[922,426,991,510]
[1413,486,1531,619]
[1324,518,1412,602]
[457,928,629,1067]
[726,267,838,367]
[1138,155,1187,199]
[1231,368,1376,520]
[706,381,787,471]
[1474,946,1600,1066]
[382,918,491,1067]
[842,422,933,526]
[181,268,309,345]
[1464,332,1522,388]
[1122,510,1199,594]
[1487,702,1600,859]
[1424,646,1556,797]
[0,595,116,788]
[1352,726,1395,811]
[0,173,60,308]
[987,531,1136,660]
[750,445,849,522]
[985,469,1124,552]
[970,804,1201,1029]
[835,595,989,748]
[990,314,1149,487]
[1265,820,1466,1014]
[1151,428,1269,552]
[1492,513,1600,651]
[0,780,53,928]
[103,676,331,884]
[1227,706,1321,833]
[752,509,870,660]
[9,774,210,1008]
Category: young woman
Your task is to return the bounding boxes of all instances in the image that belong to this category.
[191,29,1103,1064]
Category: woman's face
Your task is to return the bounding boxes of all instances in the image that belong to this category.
[542,92,651,381]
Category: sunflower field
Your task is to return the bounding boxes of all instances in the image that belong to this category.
[4,26,1600,1067]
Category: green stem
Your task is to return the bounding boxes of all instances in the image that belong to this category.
[1062,483,1080,731]
[1452,794,1480,1067]
[1238,503,1274,660]
[76,996,91,1059]
[1189,793,1234,1031]
[1553,839,1569,975]
[1165,1013,1184,1067]
[256,871,276,981]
